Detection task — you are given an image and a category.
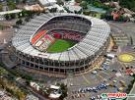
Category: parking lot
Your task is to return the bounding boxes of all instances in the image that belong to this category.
[66,55,134,100]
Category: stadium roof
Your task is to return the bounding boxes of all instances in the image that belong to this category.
[12,13,110,62]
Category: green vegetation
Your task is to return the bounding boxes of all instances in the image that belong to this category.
[91,0,109,9]
[0,77,26,100]
[81,0,110,10]
[47,39,75,53]
[78,0,109,16]
[75,0,82,3]
[16,19,23,25]
[119,0,135,12]
[0,4,2,11]
[95,13,101,18]
[80,1,88,9]
[49,8,57,13]
[0,66,26,100]
[0,24,3,30]
[56,83,68,100]
[0,62,33,82]
[0,67,8,76]
[59,83,68,100]
[65,0,71,1]
[83,10,91,15]
[7,0,16,10]
[56,0,64,6]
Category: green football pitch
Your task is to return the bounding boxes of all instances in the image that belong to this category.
[47,39,76,53]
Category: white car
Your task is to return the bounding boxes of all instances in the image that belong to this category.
[92,71,97,74]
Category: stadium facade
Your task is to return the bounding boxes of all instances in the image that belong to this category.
[12,13,110,75]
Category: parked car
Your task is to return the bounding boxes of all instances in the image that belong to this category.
[91,71,97,74]
[90,96,96,100]
[112,69,117,72]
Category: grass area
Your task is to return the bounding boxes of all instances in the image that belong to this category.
[47,39,75,53]
[96,13,101,18]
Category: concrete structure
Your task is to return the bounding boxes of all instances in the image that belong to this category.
[12,13,110,76]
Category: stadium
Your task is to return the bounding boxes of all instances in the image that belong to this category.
[12,13,110,76]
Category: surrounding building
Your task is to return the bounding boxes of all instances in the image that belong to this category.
[24,4,44,11]
[38,0,57,6]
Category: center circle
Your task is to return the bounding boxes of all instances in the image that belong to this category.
[118,53,134,63]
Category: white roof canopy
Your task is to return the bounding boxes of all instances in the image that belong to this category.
[0,9,22,15]
[50,85,60,90]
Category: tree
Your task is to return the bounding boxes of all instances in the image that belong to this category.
[83,10,91,15]
[25,80,30,86]
[0,68,6,76]
[80,1,88,9]
[93,0,102,7]
[119,0,135,12]
[22,0,26,4]
[25,17,30,22]
[59,83,68,100]
[18,12,22,18]
[21,10,27,17]
[84,0,93,4]
[57,0,64,5]
[0,4,2,11]
[75,0,82,3]
[16,19,23,25]
[26,11,35,18]
[49,8,57,12]
[4,14,10,20]
[10,13,16,19]
[7,1,16,10]
[65,0,71,1]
